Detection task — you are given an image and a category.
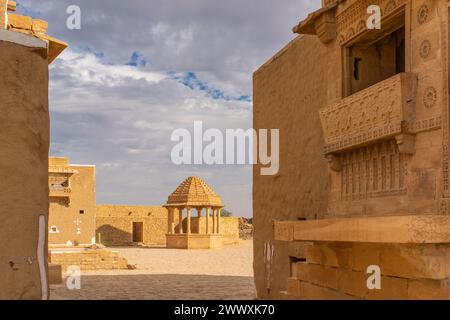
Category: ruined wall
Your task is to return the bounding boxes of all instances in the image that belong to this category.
[0,34,49,299]
[253,35,330,299]
[96,205,172,246]
[49,161,96,246]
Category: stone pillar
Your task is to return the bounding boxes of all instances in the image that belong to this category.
[171,208,176,234]
[178,208,184,234]
[197,207,202,234]
[187,207,191,235]
[217,208,221,234]
[206,207,210,235]
[212,208,216,234]
[167,208,172,234]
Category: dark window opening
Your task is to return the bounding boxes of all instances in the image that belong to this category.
[79,210,85,214]
[353,58,362,80]
[346,13,405,96]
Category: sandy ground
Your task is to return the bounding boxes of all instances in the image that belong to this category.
[50,240,255,300]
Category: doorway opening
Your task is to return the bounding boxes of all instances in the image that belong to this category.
[132,222,144,243]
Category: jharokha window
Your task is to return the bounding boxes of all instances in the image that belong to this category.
[344,10,405,96]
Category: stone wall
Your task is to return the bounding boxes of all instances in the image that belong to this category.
[49,249,128,271]
[253,34,330,299]
[96,205,173,246]
[0,31,50,300]
[284,242,450,300]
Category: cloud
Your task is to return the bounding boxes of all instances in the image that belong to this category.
[16,0,322,217]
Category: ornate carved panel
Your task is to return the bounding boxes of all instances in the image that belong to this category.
[320,73,417,154]
[339,140,408,201]
[336,0,407,44]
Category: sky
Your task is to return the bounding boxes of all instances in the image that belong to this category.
[17,0,321,217]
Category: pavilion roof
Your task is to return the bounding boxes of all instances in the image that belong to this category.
[165,177,224,208]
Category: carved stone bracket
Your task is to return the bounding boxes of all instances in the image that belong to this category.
[293,3,337,44]
[326,154,342,172]
[395,134,415,155]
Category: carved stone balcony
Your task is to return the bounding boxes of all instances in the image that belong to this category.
[320,73,418,156]
[49,186,72,198]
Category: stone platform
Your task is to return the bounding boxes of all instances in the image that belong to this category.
[166,234,223,249]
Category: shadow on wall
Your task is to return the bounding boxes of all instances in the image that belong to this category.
[50,274,256,300]
[96,225,132,246]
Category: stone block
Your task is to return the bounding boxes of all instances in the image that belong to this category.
[8,13,32,30]
[298,281,357,300]
[32,19,48,34]
[48,264,62,285]
[338,270,368,298]
[380,244,450,280]
[407,279,449,300]
[287,277,301,297]
[294,263,339,290]
[366,276,408,300]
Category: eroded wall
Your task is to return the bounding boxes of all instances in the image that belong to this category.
[0,39,49,299]
[253,35,330,299]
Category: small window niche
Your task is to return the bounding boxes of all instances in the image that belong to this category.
[344,11,405,96]
[79,210,85,215]
[49,226,60,234]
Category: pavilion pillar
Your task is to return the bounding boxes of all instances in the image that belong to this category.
[187,207,191,235]
[212,208,216,234]
[217,208,221,234]
[167,208,173,234]
[206,207,211,235]
[179,208,184,234]
[197,207,202,234]
[170,208,175,234]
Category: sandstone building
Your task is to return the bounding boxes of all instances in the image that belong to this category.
[0,1,66,299]
[48,157,96,246]
[95,177,240,248]
[254,0,450,299]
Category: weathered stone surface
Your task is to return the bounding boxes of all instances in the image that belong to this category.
[0,39,49,300]
[298,281,357,300]
[7,13,32,30]
[294,263,339,290]
[49,249,128,271]
[274,215,450,244]
[253,33,329,299]
[48,264,62,285]
[407,279,449,300]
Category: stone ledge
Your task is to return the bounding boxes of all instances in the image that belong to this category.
[0,28,46,48]
[274,215,450,244]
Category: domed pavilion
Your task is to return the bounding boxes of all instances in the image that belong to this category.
[164,176,225,249]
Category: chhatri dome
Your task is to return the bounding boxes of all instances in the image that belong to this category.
[164,177,225,249]
[165,176,224,208]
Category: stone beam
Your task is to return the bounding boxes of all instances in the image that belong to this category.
[274,215,450,244]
